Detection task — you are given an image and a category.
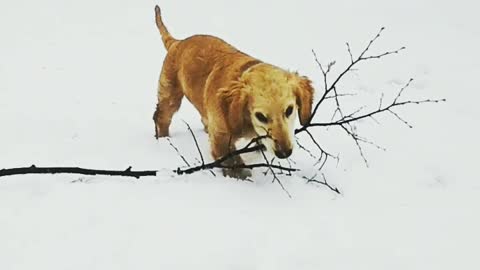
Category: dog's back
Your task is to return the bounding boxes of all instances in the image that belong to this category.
[154,6,258,118]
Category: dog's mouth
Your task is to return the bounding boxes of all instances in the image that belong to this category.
[274,148,292,159]
[256,133,293,159]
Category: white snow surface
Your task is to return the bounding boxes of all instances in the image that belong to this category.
[1,0,479,269]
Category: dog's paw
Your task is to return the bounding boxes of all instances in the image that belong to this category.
[222,168,252,180]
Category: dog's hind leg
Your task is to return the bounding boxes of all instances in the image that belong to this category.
[153,70,183,138]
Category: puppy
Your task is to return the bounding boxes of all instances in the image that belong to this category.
[153,5,314,178]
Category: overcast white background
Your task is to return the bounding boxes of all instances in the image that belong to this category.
[0,0,479,269]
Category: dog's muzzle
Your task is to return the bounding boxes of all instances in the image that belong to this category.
[274,148,292,159]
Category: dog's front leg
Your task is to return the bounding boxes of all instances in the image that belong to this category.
[209,132,252,179]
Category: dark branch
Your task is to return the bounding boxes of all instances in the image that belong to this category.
[0,165,157,179]
[303,173,341,195]
[174,134,297,176]
[294,27,445,167]
[183,121,205,165]
[259,148,292,198]
[296,27,409,134]
[167,138,190,166]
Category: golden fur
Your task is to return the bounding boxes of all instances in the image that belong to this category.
[153,5,314,177]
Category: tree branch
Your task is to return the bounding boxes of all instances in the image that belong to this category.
[295,27,411,134]
[259,148,292,198]
[173,133,298,176]
[0,165,157,179]
[303,173,341,194]
[294,27,445,166]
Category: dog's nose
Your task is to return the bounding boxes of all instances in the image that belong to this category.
[274,148,292,159]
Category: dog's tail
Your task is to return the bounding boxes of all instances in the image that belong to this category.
[154,5,177,50]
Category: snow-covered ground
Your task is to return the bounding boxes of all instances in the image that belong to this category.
[1,0,479,269]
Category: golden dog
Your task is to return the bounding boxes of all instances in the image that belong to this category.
[153,5,314,177]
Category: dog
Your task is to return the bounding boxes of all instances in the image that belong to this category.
[153,5,314,178]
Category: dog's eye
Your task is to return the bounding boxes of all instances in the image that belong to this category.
[255,112,269,123]
[285,106,294,117]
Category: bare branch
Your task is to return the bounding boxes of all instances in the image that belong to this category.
[174,134,297,176]
[0,165,157,179]
[183,121,205,165]
[303,94,445,128]
[296,139,318,160]
[325,93,356,100]
[358,27,385,59]
[379,93,385,110]
[340,124,369,166]
[297,27,410,133]
[295,28,445,169]
[394,78,414,103]
[167,138,190,167]
[346,42,354,63]
[304,173,341,194]
[360,47,406,61]
[260,148,292,198]
[388,109,413,128]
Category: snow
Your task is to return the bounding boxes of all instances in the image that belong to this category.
[1,0,479,269]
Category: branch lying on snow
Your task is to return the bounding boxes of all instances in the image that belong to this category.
[171,124,297,176]
[303,173,341,195]
[169,125,339,197]
[0,165,157,178]
[168,123,297,197]
[258,147,292,198]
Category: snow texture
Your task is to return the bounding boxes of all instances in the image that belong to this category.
[0,0,479,269]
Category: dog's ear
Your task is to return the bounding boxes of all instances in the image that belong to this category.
[218,81,249,134]
[293,75,314,126]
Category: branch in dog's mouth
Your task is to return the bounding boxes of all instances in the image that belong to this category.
[171,132,296,176]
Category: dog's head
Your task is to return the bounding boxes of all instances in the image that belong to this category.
[220,64,314,159]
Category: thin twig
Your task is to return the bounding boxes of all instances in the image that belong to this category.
[183,121,204,165]
[303,173,341,194]
[174,135,297,175]
[167,138,190,166]
[259,148,292,198]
